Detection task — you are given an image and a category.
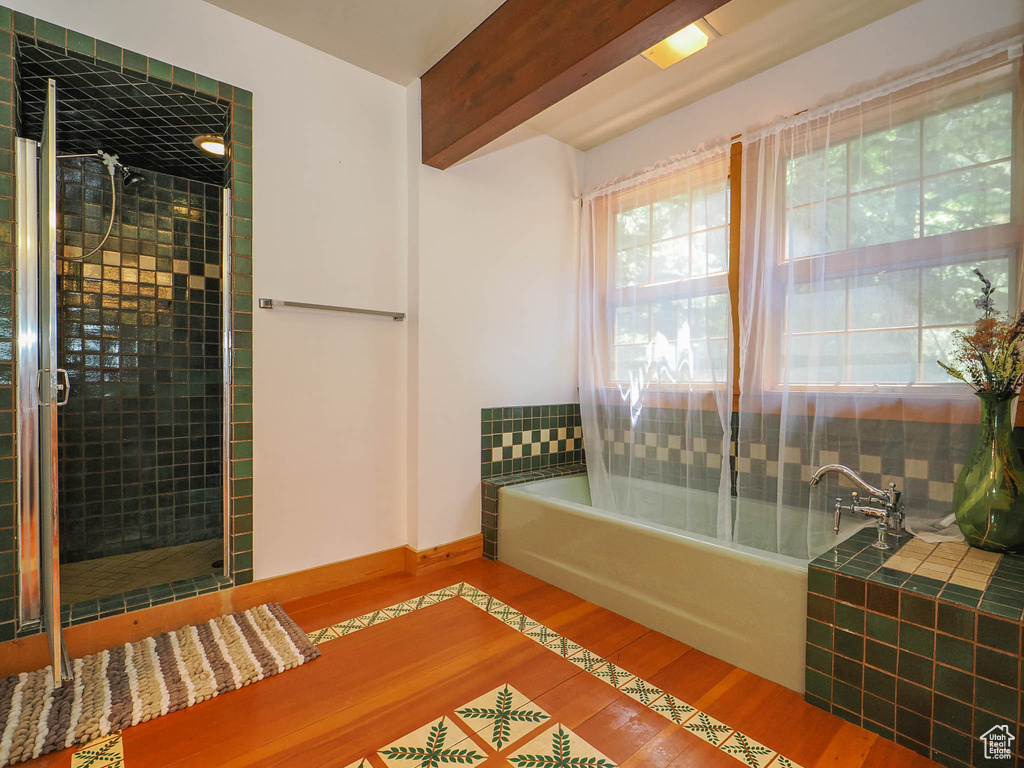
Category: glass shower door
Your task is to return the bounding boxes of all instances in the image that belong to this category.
[38,78,71,684]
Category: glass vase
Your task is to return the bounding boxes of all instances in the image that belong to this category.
[953,392,1024,552]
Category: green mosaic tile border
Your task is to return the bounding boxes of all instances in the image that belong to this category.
[60,573,232,627]
[0,6,254,643]
[481,404,584,479]
[805,528,1024,766]
[480,404,586,561]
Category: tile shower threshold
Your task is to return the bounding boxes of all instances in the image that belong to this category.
[60,573,233,628]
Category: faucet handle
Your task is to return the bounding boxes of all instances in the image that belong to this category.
[833,497,844,534]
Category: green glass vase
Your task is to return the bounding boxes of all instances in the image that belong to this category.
[953,392,1024,552]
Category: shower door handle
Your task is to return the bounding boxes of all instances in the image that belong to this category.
[55,368,70,407]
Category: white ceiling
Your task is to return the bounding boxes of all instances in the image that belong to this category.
[202,0,918,151]
[201,0,505,86]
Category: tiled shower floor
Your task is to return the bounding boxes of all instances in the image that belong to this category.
[60,539,223,605]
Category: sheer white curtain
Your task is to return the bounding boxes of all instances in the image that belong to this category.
[736,39,1023,559]
[579,145,734,538]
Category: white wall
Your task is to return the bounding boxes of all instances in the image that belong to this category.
[410,123,583,550]
[585,0,1024,189]
[12,0,411,579]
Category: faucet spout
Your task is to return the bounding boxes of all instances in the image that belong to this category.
[811,463,905,549]
[810,463,887,498]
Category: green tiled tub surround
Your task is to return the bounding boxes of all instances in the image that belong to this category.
[805,528,1024,766]
[0,6,255,644]
[594,405,1023,521]
[55,157,223,563]
[480,404,585,560]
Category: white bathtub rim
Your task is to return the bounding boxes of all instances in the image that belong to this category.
[501,478,819,573]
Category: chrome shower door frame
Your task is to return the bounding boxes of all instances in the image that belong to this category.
[16,79,71,684]
[222,187,232,579]
[15,137,41,634]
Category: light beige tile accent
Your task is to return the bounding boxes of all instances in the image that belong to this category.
[881,557,919,574]
[917,564,953,579]
[860,455,881,474]
[819,450,840,466]
[928,481,955,503]
[964,549,1002,563]
[960,557,998,572]
[905,459,929,479]
[949,571,990,590]
[750,443,766,460]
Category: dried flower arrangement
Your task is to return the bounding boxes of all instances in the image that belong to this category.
[937,269,1024,395]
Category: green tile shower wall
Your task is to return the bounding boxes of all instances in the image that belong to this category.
[56,158,224,563]
[806,528,1024,767]
[480,404,585,560]
[0,7,254,643]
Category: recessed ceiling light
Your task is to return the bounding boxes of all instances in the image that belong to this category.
[642,18,720,69]
[192,134,226,156]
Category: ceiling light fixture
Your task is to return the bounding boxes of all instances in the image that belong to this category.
[192,134,226,156]
[642,18,720,69]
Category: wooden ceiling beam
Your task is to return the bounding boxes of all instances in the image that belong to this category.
[421,0,730,169]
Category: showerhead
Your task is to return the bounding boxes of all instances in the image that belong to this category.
[122,167,146,189]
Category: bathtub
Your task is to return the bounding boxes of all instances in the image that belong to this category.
[498,474,869,693]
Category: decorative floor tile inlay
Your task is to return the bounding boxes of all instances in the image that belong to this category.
[307,626,340,645]
[71,734,125,768]
[378,716,485,768]
[720,732,775,768]
[683,711,734,746]
[455,684,551,750]
[508,724,616,768]
[589,662,635,689]
[308,582,797,768]
[647,693,695,724]
[619,677,663,706]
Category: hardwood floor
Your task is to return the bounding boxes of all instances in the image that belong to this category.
[25,558,937,767]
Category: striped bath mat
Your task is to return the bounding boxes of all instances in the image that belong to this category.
[0,602,319,766]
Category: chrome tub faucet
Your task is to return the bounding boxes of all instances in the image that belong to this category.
[810,464,905,550]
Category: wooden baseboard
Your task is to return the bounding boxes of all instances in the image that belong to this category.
[404,534,484,576]
[0,535,482,678]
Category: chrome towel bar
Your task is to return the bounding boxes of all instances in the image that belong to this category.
[257,298,405,321]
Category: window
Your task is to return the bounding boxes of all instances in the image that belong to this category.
[604,164,734,386]
[778,75,1018,388]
